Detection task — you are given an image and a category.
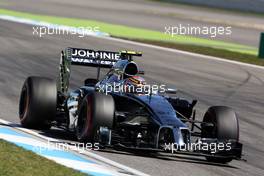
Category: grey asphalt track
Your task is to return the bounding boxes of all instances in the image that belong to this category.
[0,19,264,176]
[0,0,263,47]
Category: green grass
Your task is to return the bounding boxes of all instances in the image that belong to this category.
[125,38,264,66]
[0,8,258,55]
[0,140,87,176]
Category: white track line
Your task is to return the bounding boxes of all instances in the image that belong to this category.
[0,118,59,142]
[78,150,150,176]
[0,15,109,37]
[0,133,48,147]
[0,118,149,176]
[0,15,263,71]
[45,156,120,175]
[97,36,264,71]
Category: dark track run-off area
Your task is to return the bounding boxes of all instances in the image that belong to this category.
[0,0,264,176]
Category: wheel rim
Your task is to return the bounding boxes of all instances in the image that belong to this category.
[77,104,87,139]
[77,95,93,140]
[85,95,93,137]
[19,86,29,121]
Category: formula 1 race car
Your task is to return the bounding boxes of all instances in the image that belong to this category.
[19,47,243,163]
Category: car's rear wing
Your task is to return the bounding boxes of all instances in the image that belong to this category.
[67,48,121,68]
[57,47,142,93]
[66,48,142,68]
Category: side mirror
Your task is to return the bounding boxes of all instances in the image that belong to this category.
[165,88,177,94]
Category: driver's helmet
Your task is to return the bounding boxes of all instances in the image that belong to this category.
[123,76,146,94]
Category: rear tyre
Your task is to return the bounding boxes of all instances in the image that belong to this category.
[19,76,57,129]
[76,92,115,142]
[201,106,239,163]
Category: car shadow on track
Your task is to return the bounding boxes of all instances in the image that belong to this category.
[96,148,239,169]
[39,128,77,141]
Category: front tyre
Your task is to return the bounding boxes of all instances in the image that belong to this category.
[201,106,239,163]
[76,92,115,143]
[19,76,57,129]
